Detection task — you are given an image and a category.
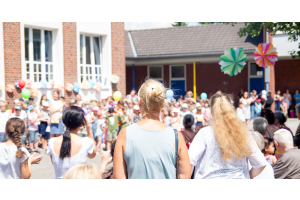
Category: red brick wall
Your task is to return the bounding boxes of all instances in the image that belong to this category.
[3,22,22,108]
[63,22,77,101]
[111,23,126,96]
[126,66,147,94]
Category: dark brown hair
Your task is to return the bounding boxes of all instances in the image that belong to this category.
[5,118,26,158]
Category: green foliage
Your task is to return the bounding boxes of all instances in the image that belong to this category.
[198,22,220,25]
[226,22,300,58]
[172,22,188,27]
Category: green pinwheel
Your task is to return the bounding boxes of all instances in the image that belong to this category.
[219,47,247,76]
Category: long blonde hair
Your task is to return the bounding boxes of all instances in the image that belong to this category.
[210,92,251,161]
[138,79,166,118]
[63,164,102,179]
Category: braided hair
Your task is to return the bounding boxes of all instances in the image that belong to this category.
[5,118,26,158]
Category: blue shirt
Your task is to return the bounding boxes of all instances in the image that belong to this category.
[294,94,300,105]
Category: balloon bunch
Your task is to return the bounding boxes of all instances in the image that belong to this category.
[65,82,73,92]
[57,83,64,91]
[89,80,96,89]
[81,81,90,90]
[25,79,33,88]
[31,88,38,97]
[5,84,15,93]
[73,82,80,93]
[40,80,48,89]
[50,80,55,88]
[15,81,20,89]
[111,75,120,84]
[94,82,102,92]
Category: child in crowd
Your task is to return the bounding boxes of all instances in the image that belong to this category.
[179,103,191,130]
[127,100,134,117]
[0,118,42,179]
[262,137,277,166]
[195,107,204,127]
[281,100,288,117]
[255,99,262,116]
[185,91,193,101]
[106,108,119,150]
[10,105,27,147]
[237,102,245,123]
[76,94,83,107]
[38,102,50,149]
[202,100,211,125]
[131,105,141,124]
[120,107,130,130]
[163,108,172,127]
[95,109,104,153]
[170,108,181,131]
[0,102,10,143]
[28,105,40,153]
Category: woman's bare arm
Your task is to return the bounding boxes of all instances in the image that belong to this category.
[177,131,191,179]
[113,128,127,179]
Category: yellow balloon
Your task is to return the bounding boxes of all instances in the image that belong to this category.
[113,91,122,101]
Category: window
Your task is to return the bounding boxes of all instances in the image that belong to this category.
[171,66,185,78]
[24,28,54,82]
[148,66,163,83]
[250,63,262,76]
[80,34,103,83]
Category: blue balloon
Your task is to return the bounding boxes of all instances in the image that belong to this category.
[201,92,207,100]
[15,80,20,89]
[40,80,47,89]
[166,89,174,99]
[73,82,80,93]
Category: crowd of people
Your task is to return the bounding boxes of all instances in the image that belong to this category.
[1,79,300,179]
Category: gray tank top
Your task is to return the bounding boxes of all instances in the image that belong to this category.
[124,123,176,179]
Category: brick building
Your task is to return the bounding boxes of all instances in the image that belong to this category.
[125,23,300,109]
[0,22,126,108]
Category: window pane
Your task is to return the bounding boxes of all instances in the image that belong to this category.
[50,74,53,80]
[39,74,42,82]
[26,63,30,72]
[86,67,88,74]
[34,64,37,72]
[250,63,262,76]
[99,67,101,75]
[34,74,37,82]
[44,30,53,62]
[50,65,53,72]
[80,35,84,64]
[25,28,29,61]
[90,76,92,80]
[89,67,92,74]
[86,76,88,80]
[27,74,30,79]
[38,64,41,72]
[85,36,91,64]
[46,74,49,82]
[46,64,48,73]
[99,76,102,83]
[80,66,83,74]
[93,37,101,65]
[171,66,184,78]
[95,67,98,74]
[149,66,162,78]
[33,29,41,61]
[81,76,83,82]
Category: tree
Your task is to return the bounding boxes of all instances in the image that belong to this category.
[172,22,188,27]
[198,22,220,25]
[227,22,300,58]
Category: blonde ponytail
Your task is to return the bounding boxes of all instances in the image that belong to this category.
[211,92,251,161]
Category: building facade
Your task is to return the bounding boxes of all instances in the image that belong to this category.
[0,22,126,107]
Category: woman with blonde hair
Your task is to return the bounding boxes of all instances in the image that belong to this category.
[189,92,267,179]
[63,163,102,179]
[114,79,191,179]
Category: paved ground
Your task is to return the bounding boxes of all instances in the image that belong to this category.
[30,119,299,179]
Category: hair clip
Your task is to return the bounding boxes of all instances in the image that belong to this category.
[18,148,22,150]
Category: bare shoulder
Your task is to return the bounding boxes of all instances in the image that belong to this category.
[117,127,127,142]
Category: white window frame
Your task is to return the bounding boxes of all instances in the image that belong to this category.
[147,65,163,82]
[79,34,103,83]
[24,27,54,83]
[169,65,186,91]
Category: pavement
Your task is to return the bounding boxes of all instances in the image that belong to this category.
[30,118,300,179]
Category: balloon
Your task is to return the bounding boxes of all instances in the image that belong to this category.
[166,89,174,98]
[113,91,122,101]
[57,83,64,91]
[94,82,102,92]
[201,93,207,100]
[5,84,15,93]
[111,75,120,84]
[50,80,55,88]
[65,82,73,92]
[82,108,88,116]
[25,79,33,88]
[21,89,31,99]
[89,80,95,89]
[18,79,25,89]
[31,89,38,97]
[15,81,20,89]
[81,81,89,90]
[40,80,47,89]
[73,82,80,93]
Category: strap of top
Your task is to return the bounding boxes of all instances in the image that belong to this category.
[174,129,179,158]
[266,129,271,138]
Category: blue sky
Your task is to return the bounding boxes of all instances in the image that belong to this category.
[125,22,200,30]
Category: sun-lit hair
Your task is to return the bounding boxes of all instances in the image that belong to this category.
[0,102,8,108]
[138,79,166,118]
[63,163,102,179]
[210,92,251,161]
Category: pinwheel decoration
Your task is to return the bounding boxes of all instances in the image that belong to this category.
[40,80,48,89]
[25,79,33,88]
[15,80,20,89]
[65,82,73,92]
[219,47,247,77]
[50,80,55,88]
[89,79,96,89]
[6,84,15,93]
[57,83,64,91]
[94,82,102,92]
[81,81,90,90]
[31,88,38,97]
[73,82,80,93]
[254,43,278,69]
[110,75,120,84]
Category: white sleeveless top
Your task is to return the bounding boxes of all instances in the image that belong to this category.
[51,100,63,117]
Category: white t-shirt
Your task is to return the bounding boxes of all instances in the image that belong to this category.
[21,110,27,119]
[179,110,191,129]
[28,113,39,131]
[50,100,63,117]
[10,113,25,120]
[248,161,275,179]
[46,137,94,179]
[96,118,105,136]
[189,126,267,179]
[237,107,245,122]
[195,114,204,123]
[0,143,30,179]
[0,111,10,132]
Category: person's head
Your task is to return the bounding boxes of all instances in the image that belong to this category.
[295,103,300,120]
[107,96,113,103]
[92,106,100,116]
[277,90,281,95]
[121,106,127,114]
[127,101,133,109]
[286,89,289,94]
[0,102,8,112]
[130,90,136,96]
[238,102,243,108]
[240,88,244,93]
[172,108,179,117]
[63,163,102,179]
[253,117,268,135]
[260,109,275,125]
[163,108,171,117]
[210,92,251,161]
[86,105,92,113]
[262,137,275,155]
[14,105,22,116]
[40,94,47,105]
[273,129,294,153]
[257,99,261,104]
[249,131,265,151]
[76,94,82,101]
[182,103,188,112]
[204,99,209,108]
[108,107,115,116]
[53,90,60,100]
[5,118,26,158]
[251,90,257,96]
[196,107,202,114]
[179,95,183,99]
[243,91,249,98]
[133,105,140,114]
[28,104,35,113]
[183,114,194,130]
[274,111,287,126]
[295,90,299,95]
[186,91,193,98]
[118,100,124,108]
[138,79,165,118]
[42,101,49,111]
[61,106,86,160]
[268,90,272,96]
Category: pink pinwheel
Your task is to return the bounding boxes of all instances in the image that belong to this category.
[254,43,278,69]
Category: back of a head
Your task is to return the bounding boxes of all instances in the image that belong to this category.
[260,109,275,124]
[249,131,265,151]
[296,103,300,113]
[274,111,287,125]
[138,79,166,117]
[63,164,102,179]
[253,117,268,135]
[274,129,293,147]
[210,92,250,161]
[183,114,194,129]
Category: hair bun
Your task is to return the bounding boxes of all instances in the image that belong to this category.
[150,87,163,102]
